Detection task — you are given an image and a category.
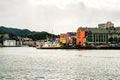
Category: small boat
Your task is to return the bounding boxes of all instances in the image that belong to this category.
[38,41,61,49]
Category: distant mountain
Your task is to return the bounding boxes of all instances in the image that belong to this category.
[0,26,49,36]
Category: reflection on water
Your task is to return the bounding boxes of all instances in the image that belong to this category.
[0,47,120,80]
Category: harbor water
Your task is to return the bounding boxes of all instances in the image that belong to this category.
[0,47,120,80]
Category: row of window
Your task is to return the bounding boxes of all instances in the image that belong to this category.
[87,33,108,42]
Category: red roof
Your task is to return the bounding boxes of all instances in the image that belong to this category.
[60,34,67,37]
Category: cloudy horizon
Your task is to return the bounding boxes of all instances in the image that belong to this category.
[0,0,120,34]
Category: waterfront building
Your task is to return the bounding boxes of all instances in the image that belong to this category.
[76,27,109,46]
[3,34,9,40]
[108,27,120,38]
[16,41,23,46]
[3,40,23,47]
[22,37,34,45]
[3,40,16,46]
[76,28,86,46]
[60,34,67,45]
[66,32,76,46]
[76,27,120,46]
[76,21,120,46]
[85,28,109,45]
[22,37,32,41]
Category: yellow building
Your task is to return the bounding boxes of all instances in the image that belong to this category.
[60,34,67,44]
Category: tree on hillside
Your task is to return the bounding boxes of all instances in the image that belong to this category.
[108,37,114,43]
[118,37,120,42]
[0,36,3,45]
[113,37,118,42]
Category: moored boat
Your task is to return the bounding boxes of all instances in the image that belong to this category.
[38,41,61,49]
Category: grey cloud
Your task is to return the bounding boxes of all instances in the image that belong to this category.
[0,1,120,34]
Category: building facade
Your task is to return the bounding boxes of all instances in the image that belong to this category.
[76,27,109,46]
[3,40,23,47]
[86,28,109,44]
[77,26,120,46]
[76,21,120,46]
[98,21,114,29]
[76,28,86,45]
[3,40,16,46]
[66,32,76,46]
[60,34,67,45]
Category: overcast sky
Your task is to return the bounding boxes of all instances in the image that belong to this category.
[0,0,120,34]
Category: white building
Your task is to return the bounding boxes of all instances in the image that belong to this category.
[98,21,114,29]
[3,40,16,47]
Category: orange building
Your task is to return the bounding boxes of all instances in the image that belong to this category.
[76,28,86,45]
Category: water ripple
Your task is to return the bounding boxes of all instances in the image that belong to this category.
[0,47,120,80]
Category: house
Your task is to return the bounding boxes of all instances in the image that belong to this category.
[76,28,86,46]
[66,32,76,46]
[3,40,16,47]
[60,34,67,45]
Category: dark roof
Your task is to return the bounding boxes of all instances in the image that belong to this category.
[67,32,76,36]
[79,27,109,33]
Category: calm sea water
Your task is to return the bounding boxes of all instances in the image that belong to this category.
[0,47,120,80]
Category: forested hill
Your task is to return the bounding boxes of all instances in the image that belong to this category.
[0,26,48,36]
[0,26,58,40]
